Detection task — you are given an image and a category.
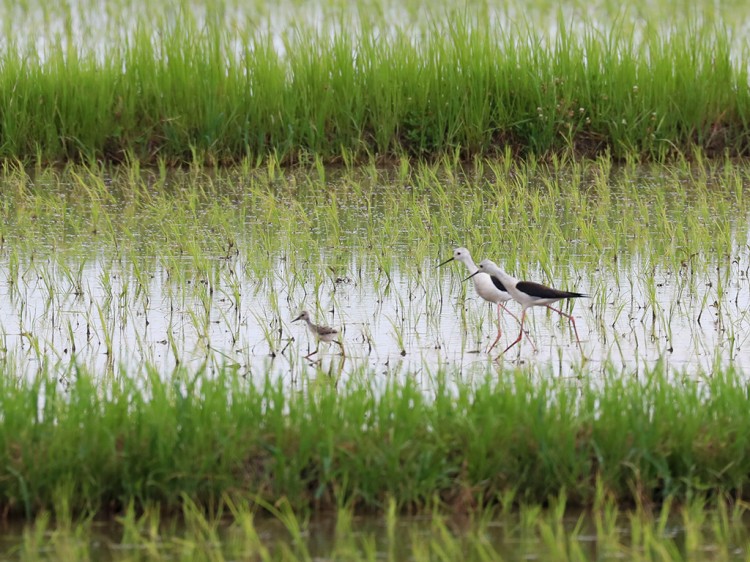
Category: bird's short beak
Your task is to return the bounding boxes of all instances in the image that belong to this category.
[292,314,304,322]
[436,256,455,269]
[464,271,482,281]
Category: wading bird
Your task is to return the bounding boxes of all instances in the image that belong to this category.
[292,310,345,359]
[437,247,521,352]
[467,259,587,354]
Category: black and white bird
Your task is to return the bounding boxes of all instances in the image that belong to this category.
[467,259,587,354]
[437,247,521,352]
[292,310,345,359]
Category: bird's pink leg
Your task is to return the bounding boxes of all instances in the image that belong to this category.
[501,304,537,350]
[501,311,526,354]
[486,304,504,353]
[545,305,582,348]
[488,303,523,352]
[500,303,521,325]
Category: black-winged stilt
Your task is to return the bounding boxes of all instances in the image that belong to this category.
[467,259,587,354]
[437,247,522,352]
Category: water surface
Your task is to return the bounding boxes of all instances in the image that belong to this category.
[1,166,748,384]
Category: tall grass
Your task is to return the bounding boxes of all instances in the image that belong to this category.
[2,362,750,519]
[0,7,748,164]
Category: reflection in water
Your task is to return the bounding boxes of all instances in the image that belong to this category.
[0,245,748,384]
[1,500,749,560]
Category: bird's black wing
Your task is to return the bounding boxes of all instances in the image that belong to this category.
[489,275,508,293]
[516,281,587,299]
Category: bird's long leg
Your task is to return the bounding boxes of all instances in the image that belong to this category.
[499,304,539,351]
[486,303,504,353]
[500,303,521,325]
[501,310,526,354]
[334,339,346,357]
[523,323,538,352]
[545,305,582,348]
[304,346,320,359]
[487,303,520,352]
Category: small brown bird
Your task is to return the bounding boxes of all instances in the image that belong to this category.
[292,310,345,359]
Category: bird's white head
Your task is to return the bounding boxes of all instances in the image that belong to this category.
[292,311,310,323]
[452,247,474,265]
[477,259,501,276]
[437,246,474,268]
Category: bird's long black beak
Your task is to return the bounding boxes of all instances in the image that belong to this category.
[292,314,304,322]
[436,256,455,269]
[464,271,482,282]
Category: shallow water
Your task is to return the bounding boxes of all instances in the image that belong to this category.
[1,163,748,383]
[0,234,748,384]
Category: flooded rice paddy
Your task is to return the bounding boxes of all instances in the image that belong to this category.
[0,162,747,384]
[1,240,748,383]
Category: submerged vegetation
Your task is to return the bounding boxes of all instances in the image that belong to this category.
[3,364,750,518]
[1,0,749,164]
[15,494,750,561]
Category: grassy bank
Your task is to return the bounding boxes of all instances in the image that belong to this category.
[1,9,749,164]
[2,363,750,520]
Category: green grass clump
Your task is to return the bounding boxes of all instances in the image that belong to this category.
[1,6,749,164]
[2,363,750,519]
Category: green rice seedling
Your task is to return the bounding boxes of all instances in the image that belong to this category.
[166,326,182,366]
[1,155,750,380]
[251,309,282,357]
[384,310,406,356]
